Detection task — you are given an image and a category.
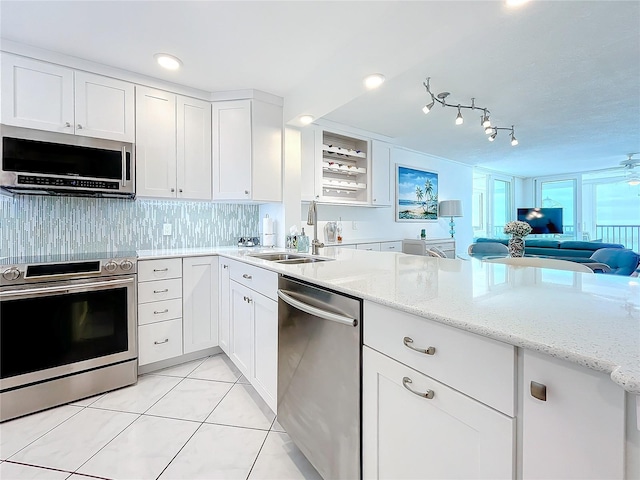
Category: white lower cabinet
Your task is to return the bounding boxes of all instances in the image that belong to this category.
[520,349,625,479]
[182,256,218,354]
[363,346,514,479]
[227,259,278,412]
[218,260,231,354]
[137,256,219,368]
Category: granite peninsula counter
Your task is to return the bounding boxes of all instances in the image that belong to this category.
[138,246,640,395]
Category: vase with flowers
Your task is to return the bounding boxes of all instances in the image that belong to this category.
[503,220,532,257]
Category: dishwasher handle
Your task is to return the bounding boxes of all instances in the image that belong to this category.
[277,289,358,327]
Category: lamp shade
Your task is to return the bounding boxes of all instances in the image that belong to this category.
[439,200,463,217]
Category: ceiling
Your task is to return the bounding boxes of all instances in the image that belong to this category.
[1,1,639,178]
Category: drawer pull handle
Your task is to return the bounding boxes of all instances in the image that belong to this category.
[530,381,547,401]
[403,336,436,355]
[223,264,229,269]
[153,289,169,294]
[153,309,169,315]
[242,274,252,279]
[153,268,169,272]
[154,338,169,345]
[388,246,395,249]
[403,377,434,399]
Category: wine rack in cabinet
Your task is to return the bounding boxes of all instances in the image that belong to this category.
[321,131,369,203]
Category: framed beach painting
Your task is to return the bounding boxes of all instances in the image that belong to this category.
[396,164,439,222]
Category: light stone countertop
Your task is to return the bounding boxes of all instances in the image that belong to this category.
[137,246,640,395]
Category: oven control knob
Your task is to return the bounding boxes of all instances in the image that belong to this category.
[120,260,133,271]
[3,267,20,281]
[104,261,118,273]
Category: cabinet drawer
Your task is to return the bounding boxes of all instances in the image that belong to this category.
[380,241,402,251]
[364,301,515,416]
[138,298,182,326]
[138,318,183,366]
[229,260,277,301]
[138,278,182,304]
[138,258,182,282]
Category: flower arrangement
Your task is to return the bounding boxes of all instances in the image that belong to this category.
[504,220,532,237]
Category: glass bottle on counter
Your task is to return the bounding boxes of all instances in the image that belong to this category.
[337,217,343,244]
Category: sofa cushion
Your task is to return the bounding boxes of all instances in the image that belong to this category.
[559,241,624,251]
[525,239,561,248]
[475,238,508,246]
[590,248,640,275]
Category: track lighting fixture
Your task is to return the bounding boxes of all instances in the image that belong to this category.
[422,77,518,146]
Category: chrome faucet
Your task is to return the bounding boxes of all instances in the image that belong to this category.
[307,200,325,255]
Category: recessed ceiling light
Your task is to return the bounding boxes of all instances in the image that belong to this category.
[364,73,385,90]
[154,53,182,70]
[299,115,314,125]
[505,0,530,7]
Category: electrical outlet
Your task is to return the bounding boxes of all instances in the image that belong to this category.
[352,221,358,230]
[163,223,172,236]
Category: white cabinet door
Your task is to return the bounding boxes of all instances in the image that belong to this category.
[74,71,134,142]
[1,54,74,133]
[251,292,278,412]
[229,280,252,378]
[371,140,392,206]
[250,99,282,202]
[218,261,231,355]
[300,126,321,202]
[182,256,219,354]
[521,349,625,479]
[177,96,212,200]
[212,100,252,200]
[135,86,177,198]
[363,346,514,480]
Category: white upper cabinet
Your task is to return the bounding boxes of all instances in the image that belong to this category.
[212,99,282,202]
[136,87,177,198]
[177,96,212,200]
[1,54,134,142]
[370,140,392,206]
[136,86,212,200]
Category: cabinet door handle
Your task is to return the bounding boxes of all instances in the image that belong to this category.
[154,338,169,345]
[530,381,547,401]
[64,122,71,127]
[77,124,83,129]
[242,274,252,279]
[153,268,169,272]
[153,309,169,315]
[179,188,183,193]
[388,246,395,249]
[223,264,228,269]
[247,297,253,303]
[403,336,436,355]
[244,190,250,195]
[153,289,169,294]
[402,377,434,399]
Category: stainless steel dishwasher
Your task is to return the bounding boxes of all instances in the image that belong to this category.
[277,276,362,480]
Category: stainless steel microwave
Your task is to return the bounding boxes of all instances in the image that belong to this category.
[0,125,135,198]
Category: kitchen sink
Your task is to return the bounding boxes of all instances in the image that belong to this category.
[276,257,331,264]
[247,253,333,263]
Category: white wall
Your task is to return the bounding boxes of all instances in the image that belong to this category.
[298,145,474,255]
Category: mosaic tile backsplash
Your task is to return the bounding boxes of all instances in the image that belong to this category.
[0,196,260,258]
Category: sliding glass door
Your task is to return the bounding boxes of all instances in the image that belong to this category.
[472,171,514,239]
[536,176,580,239]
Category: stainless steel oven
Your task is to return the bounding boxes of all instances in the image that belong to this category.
[0,253,138,422]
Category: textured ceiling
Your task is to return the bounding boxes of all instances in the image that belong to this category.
[1,1,639,177]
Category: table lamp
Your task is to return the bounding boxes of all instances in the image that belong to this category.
[439,200,463,238]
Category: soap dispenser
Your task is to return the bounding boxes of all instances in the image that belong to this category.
[297,228,309,253]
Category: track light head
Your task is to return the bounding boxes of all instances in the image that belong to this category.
[481,111,491,128]
[455,105,464,125]
[422,99,435,114]
[488,130,497,142]
[484,126,493,134]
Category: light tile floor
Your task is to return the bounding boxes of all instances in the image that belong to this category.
[0,353,322,480]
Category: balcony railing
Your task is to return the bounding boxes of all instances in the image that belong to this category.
[595,225,640,253]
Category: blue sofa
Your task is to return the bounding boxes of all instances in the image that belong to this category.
[474,238,626,259]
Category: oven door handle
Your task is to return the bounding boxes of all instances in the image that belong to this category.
[0,277,135,299]
[277,289,357,327]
